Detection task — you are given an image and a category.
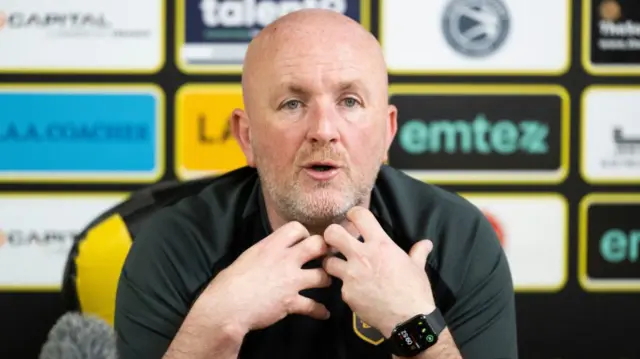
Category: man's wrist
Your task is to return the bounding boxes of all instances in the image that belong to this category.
[394,328,462,359]
[216,321,249,344]
[383,306,450,358]
[190,292,250,342]
[165,299,248,359]
[380,304,438,338]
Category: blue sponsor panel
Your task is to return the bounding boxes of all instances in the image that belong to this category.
[180,0,366,71]
[0,86,164,183]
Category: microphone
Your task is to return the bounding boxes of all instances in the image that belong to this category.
[39,312,118,359]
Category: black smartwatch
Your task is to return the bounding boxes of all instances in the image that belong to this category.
[385,308,446,357]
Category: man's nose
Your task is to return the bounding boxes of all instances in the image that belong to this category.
[306,103,340,144]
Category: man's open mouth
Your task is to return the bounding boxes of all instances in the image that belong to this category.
[310,165,335,172]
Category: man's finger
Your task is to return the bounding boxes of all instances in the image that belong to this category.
[267,221,310,248]
[346,206,384,243]
[288,295,331,320]
[323,224,359,259]
[298,268,332,289]
[322,255,348,279]
[408,239,433,270]
[292,235,328,264]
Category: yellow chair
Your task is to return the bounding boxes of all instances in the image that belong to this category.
[61,176,219,326]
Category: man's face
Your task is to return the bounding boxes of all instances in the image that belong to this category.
[240,31,396,227]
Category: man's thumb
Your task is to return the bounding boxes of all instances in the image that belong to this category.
[409,239,433,269]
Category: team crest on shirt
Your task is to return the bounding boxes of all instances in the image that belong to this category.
[353,313,385,345]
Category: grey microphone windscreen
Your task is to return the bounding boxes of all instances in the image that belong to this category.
[39,312,117,359]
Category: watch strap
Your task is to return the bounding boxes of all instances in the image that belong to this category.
[425,307,446,335]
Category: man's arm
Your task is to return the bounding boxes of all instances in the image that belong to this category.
[430,214,518,359]
[116,209,334,359]
[392,211,516,359]
[114,208,244,359]
[162,300,246,359]
[322,206,517,359]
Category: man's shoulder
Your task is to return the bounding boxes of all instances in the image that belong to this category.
[131,166,261,250]
[376,166,508,304]
[157,166,258,216]
[120,167,262,296]
[376,165,486,229]
[376,166,501,267]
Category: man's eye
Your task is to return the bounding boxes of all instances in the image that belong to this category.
[342,97,359,108]
[284,100,301,110]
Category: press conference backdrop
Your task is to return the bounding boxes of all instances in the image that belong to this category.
[0,0,638,358]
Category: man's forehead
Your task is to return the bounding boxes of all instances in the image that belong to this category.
[257,52,384,104]
[267,46,375,85]
[269,34,368,65]
[274,77,369,95]
[242,10,386,101]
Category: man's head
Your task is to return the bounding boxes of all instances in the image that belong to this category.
[231,9,397,230]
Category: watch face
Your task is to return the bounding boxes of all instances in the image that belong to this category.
[392,315,438,353]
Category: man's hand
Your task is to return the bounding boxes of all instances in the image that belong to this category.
[195,221,332,334]
[322,206,436,338]
[163,221,332,359]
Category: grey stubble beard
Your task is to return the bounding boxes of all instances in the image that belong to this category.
[256,162,381,232]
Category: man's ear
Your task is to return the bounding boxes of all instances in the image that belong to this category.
[230,108,255,167]
[382,104,398,163]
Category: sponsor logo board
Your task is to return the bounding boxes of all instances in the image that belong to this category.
[463,193,568,292]
[175,84,247,179]
[176,0,370,73]
[380,0,570,74]
[0,193,127,290]
[579,194,640,291]
[0,84,165,183]
[582,0,640,75]
[0,0,164,73]
[581,86,640,184]
[579,194,640,292]
[388,85,570,184]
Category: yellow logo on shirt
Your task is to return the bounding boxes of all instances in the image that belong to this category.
[174,84,247,180]
[353,313,385,345]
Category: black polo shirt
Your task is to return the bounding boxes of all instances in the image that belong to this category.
[114,165,518,359]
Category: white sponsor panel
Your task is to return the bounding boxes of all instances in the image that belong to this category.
[380,0,570,74]
[464,194,567,291]
[0,194,126,290]
[582,86,640,183]
[0,0,163,72]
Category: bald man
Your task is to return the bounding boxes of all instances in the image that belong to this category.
[114,9,518,359]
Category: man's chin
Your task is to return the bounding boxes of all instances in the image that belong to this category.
[293,195,352,224]
[304,188,350,204]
